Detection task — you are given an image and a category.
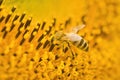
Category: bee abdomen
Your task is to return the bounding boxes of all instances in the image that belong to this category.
[81,42,89,51]
[77,39,84,47]
[72,39,89,51]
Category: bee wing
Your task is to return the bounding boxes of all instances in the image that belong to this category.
[72,24,85,33]
[65,33,83,41]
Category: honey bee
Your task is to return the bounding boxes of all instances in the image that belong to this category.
[51,24,89,52]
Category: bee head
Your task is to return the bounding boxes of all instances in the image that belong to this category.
[54,31,65,40]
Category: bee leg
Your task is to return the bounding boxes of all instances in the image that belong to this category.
[68,43,75,59]
[64,41,75,58]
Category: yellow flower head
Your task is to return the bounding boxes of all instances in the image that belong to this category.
[0,0,120,80]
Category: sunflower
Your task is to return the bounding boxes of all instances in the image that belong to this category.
[0,0,120,80]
